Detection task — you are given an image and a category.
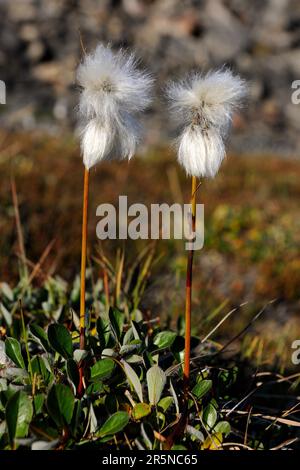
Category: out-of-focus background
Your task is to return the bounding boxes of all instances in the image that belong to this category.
[1,0,300,155]
[0,0,300,367]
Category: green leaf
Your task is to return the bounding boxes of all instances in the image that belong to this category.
[131,321,143,340]
[203,403,218,429]
[0,387,15,409]
[73,349,88,364]
[119,344,139,356]
[0,282,14,301]
[6,391,33,443]
[48,324,73,359]
[158,396,173,412]
[109,307,124,342]
[90,358,115,382]
[67,359,80,390]
[146,365,166,406]
[0,302,12,327]
[5,337,25,369]
[47,384,75,427]
[186,424,204,442]
[33,394,45,415]
[123,327,133,345]
[132,403,151,420]
[126,354,143,364]
[98,411,129,437]
[214,421,231,436]
[86,382,105,396]
[29,324,50,352]
[121,360,143,402]
[96,318,110,350]
[192,379,212,400]
[153,331,177,349]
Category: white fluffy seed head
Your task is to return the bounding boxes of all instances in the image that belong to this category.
[80,114,140,169]
[77,44,153,169]
[166,69,247,178]
[178,127,225,178]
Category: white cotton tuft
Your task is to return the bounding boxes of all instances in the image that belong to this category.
[81,115,139,169]
[166,68,247,178]
[81,119,112,169]
[77,44,153,169]
[178,127,225,178]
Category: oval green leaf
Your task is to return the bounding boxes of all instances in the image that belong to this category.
[109,307,124,342]
[153,331,177,349]
[47,384,75,427]
[121,360,143,402]
[146,365,166,406]
[132,403,151,421]
[98,411,129,437]
[29,323,50,352]
[6,391,33,443]
[214,421,231,436]
[67,359,80,390]
[203,403,218,429]
[48,324,73,359]
[192,379,212,400]
[90,358,115,382]
[5,337,25,369]
[158,396,173,412]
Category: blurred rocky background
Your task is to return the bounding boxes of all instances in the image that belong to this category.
[0,0,300,156]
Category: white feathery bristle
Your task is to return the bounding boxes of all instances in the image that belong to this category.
[178,127,225,178]
[81,115,139,169]
[77,44,153,169]
[81,119,112,169]
[166,69,247,178]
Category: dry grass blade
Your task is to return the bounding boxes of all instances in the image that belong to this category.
[11,175,28,280]
[132,242,156,309]
[218,442,254,450]
[103,266,110,311]
[11,239,56,316]
[244,406,253,445]
[94,246,115,280]
[115,247,125,307]
[166,165,184,204]
[222,409,300,427]
[201,302,248,343]
[219,300,276,355]
[270,438,300,450]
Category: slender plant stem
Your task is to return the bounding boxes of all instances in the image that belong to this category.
[80,167,90,350]
[183,175,197,399]
[165,176,198,449]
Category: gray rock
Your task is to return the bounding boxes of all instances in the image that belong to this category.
[0,0,299,156]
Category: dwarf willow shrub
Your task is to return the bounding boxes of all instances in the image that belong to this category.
[0,275,298,450]
[0,304,235,450]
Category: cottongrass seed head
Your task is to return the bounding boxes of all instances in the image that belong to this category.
[77,44,153,169]
[166,69,247,178]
